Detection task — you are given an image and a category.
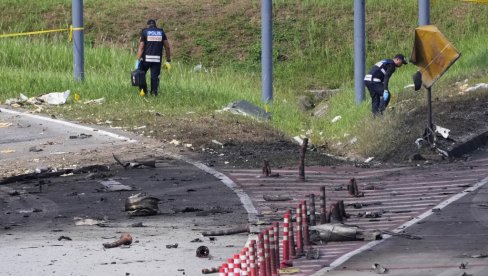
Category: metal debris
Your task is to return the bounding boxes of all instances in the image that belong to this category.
[74,218,107,226]
[305,248,320,260]
[166,243,178,249]
[262,160,279,177]
[69,133,92,139]
[310,224,382,243]
[202,224,250,237]
[202,267,219,274]
[103,233,133,249]
[113,154,156,169]
[125,193,160,216]
[263,195,292,201]
[372,263,389,274]
[58,236,72,241]
[196,246,209,257]
[348,178,364,197]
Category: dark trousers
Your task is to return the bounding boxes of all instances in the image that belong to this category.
[364,81,385,115]
[139,61,161,96]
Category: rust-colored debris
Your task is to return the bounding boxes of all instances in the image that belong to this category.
[103,233,133,249]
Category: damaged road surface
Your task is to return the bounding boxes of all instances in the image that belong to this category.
[0,109,249,276]
[0,158,248,276]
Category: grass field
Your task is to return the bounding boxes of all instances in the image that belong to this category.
[0,0,487,160]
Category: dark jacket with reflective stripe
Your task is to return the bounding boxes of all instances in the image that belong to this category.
[140,26,167,63]
[367,59,396,90]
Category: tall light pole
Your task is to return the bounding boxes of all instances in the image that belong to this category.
[72,0,84,81]
[261,0,273,110]
[354,0,365,104]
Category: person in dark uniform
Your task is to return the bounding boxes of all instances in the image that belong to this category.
[364,54,407,115]
[136,19,171,96]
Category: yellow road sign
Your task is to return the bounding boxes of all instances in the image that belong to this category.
[410,25,461,88]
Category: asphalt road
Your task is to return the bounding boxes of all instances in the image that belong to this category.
[0,107,251,276]
[314,148,488,276]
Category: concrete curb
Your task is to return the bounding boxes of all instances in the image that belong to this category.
[445,130,488,157]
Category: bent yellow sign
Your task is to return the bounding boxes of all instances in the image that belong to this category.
[410,25,461,88]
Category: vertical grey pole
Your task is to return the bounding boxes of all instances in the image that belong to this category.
[354,0,366,104]
[419,0,430,26]
[261,0,273,106]
[72,0,84,81]
[419,0,432,141]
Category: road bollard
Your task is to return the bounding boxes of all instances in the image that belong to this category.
[286,209,296,258]
[320,186,327,224]
[309,194,317,226]
[295,204,303,255]
[298,138,309,182]
[268,227,276,275]
[301,200,310,247]
[273,222,279,271]
[234,254,242,276]
[281,212,290,268]
[240,250,248,276]
[228,258,235,276]
[263,229,272,276]
[258,233,266,276]
[249,240,258,276]
[220,263,228,276]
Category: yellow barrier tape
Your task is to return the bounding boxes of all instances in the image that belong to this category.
[0,25,84,41]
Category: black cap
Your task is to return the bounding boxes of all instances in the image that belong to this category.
[147,19,156,26]
[394,54,408,65]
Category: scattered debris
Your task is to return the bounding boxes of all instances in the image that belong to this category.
[190,238,203,243]
[181,207,203,213]
[263,195,292,202]
[83,97,105,105]
[202,224,250,237]
[211,140,224,148]
[459,262,468,269]
[166,243,178,249]
[125,193,160,216]
[196,246,209,258]
[331,115,342,123]
[381,230,422,240]
[347,178,364,197]
[262,160,280,177]
[130,222,145,228]
[372,263,389,274]
[99,179,134,192]
[305,248,320,260]
[74,217,107,226]
[309,224,382,243]
[58,236,72,241]
[69,133,92,139]
[278,267,301,274]
[8,190,20,196]
[221,100,271,121]
[464,82,488,93]
[195,207,232,217]
[113,154,156,169]
[103,233,133,249]
[29,146,43,152]
[202,267,219,274]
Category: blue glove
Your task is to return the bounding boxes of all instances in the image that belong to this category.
[383,90,390,102]
[134,60,140,69]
